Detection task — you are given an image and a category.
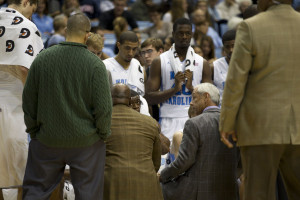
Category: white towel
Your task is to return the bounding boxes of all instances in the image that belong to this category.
[0,7,44,69]
[168,44,196,74]
[127,60,145,96]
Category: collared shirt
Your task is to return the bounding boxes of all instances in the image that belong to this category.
[203,106,220,112]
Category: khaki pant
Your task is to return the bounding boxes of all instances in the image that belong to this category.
[241,144,300,200]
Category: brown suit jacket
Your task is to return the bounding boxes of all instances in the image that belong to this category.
[104,105,163,200]
[220,4,300,146]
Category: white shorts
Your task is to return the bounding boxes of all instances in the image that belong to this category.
[160,117,189,143]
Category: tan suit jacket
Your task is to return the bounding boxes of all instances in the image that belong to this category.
[104,105,163,200]
[220,5,300,146]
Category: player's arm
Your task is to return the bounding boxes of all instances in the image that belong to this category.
[210,62,214,81]
[201,59,213,83]
[145,57,183,105]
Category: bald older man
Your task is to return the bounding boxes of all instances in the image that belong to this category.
[22,13,112,200]
[104,84,163,200]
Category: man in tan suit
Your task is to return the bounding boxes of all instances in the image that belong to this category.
[219,0,300,199]
[104,84,163,200]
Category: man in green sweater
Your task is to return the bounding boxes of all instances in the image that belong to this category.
[22,13,112,200]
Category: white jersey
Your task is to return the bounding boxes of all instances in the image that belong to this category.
[160,50,203,118]
[103,57,145,95]
[213,57,228,106]
[0,8,43,188]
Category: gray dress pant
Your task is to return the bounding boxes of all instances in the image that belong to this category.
[22,139,106,200]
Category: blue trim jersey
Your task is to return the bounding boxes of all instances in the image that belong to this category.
[159,50,203,118]
[213,57,228,106]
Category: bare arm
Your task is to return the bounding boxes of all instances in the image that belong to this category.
[145,57,184,105]
[210,62,214,81]
[201,59,213,83]
[0,65,28,85]
[152,124,162,172]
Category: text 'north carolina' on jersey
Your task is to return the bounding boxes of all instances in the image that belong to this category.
[160,51,203,118]
[103,57,145,95]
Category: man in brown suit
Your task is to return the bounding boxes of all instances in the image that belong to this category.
[104,84,163,200]
[219,0,300,200]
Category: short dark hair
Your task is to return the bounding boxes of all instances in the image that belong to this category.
[8,0,38,5]
[222,29,236,44]
[148,4,164,14]
[130,89,139,97]
[173,18,192,32]
[67,13,91,37]
[141,38,164,52]
[243,4,259,20]
[119,31,139,44]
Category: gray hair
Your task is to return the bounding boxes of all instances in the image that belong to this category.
[194,83,220,105]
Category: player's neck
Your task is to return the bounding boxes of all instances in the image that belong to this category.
[115,55,130,70]
[175,46,188,62]
[8,4,22,13]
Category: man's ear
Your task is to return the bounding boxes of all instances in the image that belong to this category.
[117,42,121,50]
[204,92,210,103]
[84,32,90,43]
[159,48,164,54]
[22,0,30,7]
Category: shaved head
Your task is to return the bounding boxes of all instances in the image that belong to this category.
[111,84,131,106]
[66,13,91,37]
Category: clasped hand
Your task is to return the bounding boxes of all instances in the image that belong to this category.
[174,70,193,92]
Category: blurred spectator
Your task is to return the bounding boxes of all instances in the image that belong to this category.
[86,33,105,59]
[141,37,164,121]
[293,0,300,9]
[99,0,138,33]
[196,0,214,25]
[162,0,189,23]
[200,35,216,64]
[208,0,221,21]
[32,0,54,43]
[237,0,252,17]
[141,5,172,41]
[163,36,174,51]
[100,0,114,12]
[0,0,7,8]
[86,33,113,87]
[216,0,240,20]
[242,4,259,19]
[192,10,222,51]
[47,0,61,17]
[129,0,153,21]
[227,0,252,29]
[79,0,101,23]
[91,26,116,58]
[46,14,67,48]
[192,45,203,57]
[62,0,82,17]
[141,37,164,72]
[113,16,129,54]
[227,16,242,30]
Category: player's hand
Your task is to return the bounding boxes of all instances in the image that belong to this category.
[220,131,237,148]
[174,72,185,92]
[184,69,193,92]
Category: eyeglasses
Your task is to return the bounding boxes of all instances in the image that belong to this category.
[141,49,154,56]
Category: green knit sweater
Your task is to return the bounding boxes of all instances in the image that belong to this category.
[23,42,112,148]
